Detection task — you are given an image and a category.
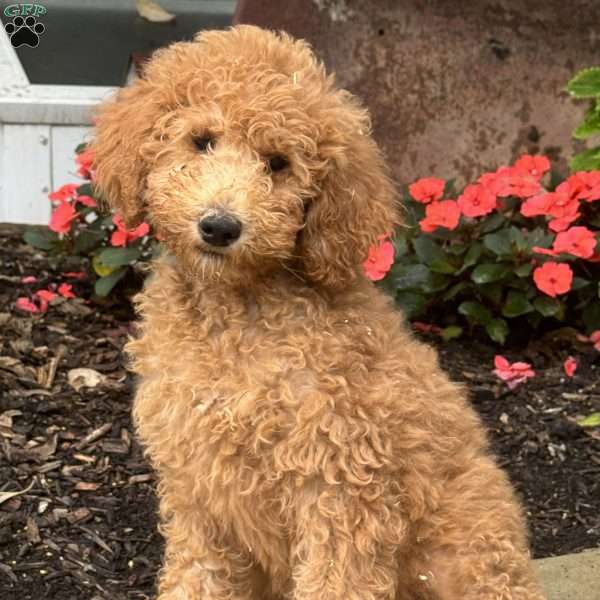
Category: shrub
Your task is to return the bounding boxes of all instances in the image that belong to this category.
[567,67,600,171]
[24,144,157,297]
[370,155,600,344]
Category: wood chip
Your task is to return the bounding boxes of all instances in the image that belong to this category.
[66,508,91,524]
[73,482,100,492]
[26,516,41,544]
[75,423,112,450]
[128,474,153,485]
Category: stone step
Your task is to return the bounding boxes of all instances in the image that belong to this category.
[535,549,600,599]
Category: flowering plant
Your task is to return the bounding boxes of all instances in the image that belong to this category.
[368,155,600,344]
[24,144,157,297]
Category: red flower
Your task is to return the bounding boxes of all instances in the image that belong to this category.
[533,262,573,297]
[479,166,541,198]
[548,211,580,233]
[419,200,461,233]
[521,184,581,231]
[457,184,497,217]
[35,289,57,312]
[513,154,550,181]
[49,202,78,234]
[409,177,445,204]
[520,193,552,217]
[76,148,95,180]
[590,331,600,351]
[493,355,535,389]
[21,275,37,284]
[48,183,97,208]
[552,226,597,259]
[363,234,395,281]
[58,283,76,298]
[49,184,79,204]
[568,171,600,202]
[563,356,577,377]
[110,214,150,247]
[15,297,40,313]
[35,289,57,302]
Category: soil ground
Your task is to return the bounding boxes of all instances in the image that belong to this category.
[0,224,599,600]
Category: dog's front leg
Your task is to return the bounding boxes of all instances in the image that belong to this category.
[156,509,266,600]
[415,455,545,600]
[290,474,405,600]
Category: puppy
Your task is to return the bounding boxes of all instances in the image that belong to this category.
[92,25,545,600]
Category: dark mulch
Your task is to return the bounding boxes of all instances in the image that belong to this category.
[0,224,598,600]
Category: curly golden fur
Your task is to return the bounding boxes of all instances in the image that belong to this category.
[92,25,546,600]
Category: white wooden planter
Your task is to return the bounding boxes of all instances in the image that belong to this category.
[0,26,115,225]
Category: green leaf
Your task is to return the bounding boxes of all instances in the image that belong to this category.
[422,273,451,294]
[480,212,505,234]
[446,242,467,256]
[94,267,127,297]
[392,236,408,257]
[578,412,600,428]
[390,264,431,291]
[443,281,472,301]
[74,230,103,254]
[441,325,463,341]
[458,301,492,325]
[485,318,509,344]
[567,67,600,98]
[571,147,600,172]
[413,237,456,273]
[98,246,141,268]
[571,277,591,291]
[573,103,600,139]
[443,179,457,198]
[479,282,504,305]
[395,291,427,319]
[583,302,600,332]
[23,228,59,250]
[459,242,483,272]
[502,290,534,318]
[77,183,94,197]
[527,227,554,251]
[514,263,533,278]
[471,263,511,284]
[508,226,527,253]
[533,296,562,317]
[483,230,512,256]
[404,202,425,229]
[75,142,88,154]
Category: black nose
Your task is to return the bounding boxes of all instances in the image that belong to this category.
[199,214,242,247]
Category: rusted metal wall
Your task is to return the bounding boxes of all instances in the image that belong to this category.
[234,0,600,187]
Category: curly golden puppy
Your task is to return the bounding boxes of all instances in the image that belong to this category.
[92,25,545,600]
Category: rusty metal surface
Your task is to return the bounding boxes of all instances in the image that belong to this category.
[234,0,600,187]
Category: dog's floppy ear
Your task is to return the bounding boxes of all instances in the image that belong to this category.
[91,79,164,227]
[298,95,400,288]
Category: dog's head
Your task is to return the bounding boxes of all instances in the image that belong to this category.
[92,25,399,288]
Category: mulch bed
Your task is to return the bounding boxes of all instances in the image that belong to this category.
[0,224,599,600]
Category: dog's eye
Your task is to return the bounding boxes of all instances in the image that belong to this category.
[193,136,216,153]
[267,155,289,173]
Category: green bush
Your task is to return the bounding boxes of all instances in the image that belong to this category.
[568,67,600,171]
[367,155,600,344]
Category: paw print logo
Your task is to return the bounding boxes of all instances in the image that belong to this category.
[4,15,45,48]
